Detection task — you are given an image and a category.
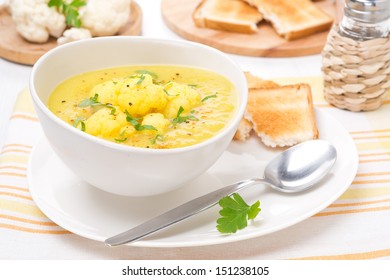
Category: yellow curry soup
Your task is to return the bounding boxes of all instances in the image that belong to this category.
[48,65,237,149]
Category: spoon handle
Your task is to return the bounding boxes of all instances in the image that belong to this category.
[105,179,255,246]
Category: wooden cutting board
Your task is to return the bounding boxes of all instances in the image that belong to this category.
[0,1,142,65]
[161,0,337,57]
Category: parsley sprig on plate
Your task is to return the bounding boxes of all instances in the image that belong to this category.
[217,193,261,234]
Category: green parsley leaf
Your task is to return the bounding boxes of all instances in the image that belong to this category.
[135,70,158,80]
[78,94,99,107]
[201,93,218,102]
[48,0,86,28]
[136,124,157,131]
[105,103,116,115]
[78,94,116,115]
[136,74,145,86]
[163,82,179,96]
[48,0,63,8]
[70,0,86,8]
[216,193,261,234]
[114,137,128,143]
[124,110,157,131]
[151,134,165,144]
[172,106,199,126]
[73,116,86,132]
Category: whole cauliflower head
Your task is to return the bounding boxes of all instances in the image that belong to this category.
[80,0,131,36]
[8,0,66,43]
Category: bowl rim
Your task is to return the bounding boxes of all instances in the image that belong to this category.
[29,36,248,155]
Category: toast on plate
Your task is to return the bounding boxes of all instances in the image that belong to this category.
[245,83,319,147]
[234,73,319,147]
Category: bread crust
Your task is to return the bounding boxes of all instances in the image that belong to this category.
[244,0,333,40]
[193,0,263,34]
[235,72,319,146]
[246,84,319,147]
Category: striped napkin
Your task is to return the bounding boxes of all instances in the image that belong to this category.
[1,78,389,260]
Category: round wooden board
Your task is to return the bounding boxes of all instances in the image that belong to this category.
[0,1,142,65]
[161,0,337,57]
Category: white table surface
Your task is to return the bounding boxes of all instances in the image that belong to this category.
[0,0,323,151]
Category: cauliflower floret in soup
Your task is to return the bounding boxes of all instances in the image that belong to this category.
[163,83,201,118]
[85,107,127,137]
[117,74,168,117]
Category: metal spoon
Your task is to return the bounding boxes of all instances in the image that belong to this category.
[105,139,337,246]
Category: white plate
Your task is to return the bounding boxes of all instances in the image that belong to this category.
[28,109,358,248]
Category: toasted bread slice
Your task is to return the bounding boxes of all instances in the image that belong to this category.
[193,0,263,34]
[234,72,280,141]
[244,72,280,89]
[245,84,319,147]
[245,0,333,40]
[233,118,254,141]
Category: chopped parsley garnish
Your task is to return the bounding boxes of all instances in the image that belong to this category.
[136,74,146,86]
[216,193,261,234]
[172,106,198,126]
[163,88,179,97]
[135,70,158,80]
[201,93,218,102]
[78,93,100,107]
[78,94,116,115]
[163,82,178,96]
[125,110,157,131]
[105,103,116,115]
[114,137,128,143]
[151,134,165,144]
[73,116,86,132]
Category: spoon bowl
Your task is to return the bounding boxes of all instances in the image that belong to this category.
[105,140,337,246]
[262,140,337,192]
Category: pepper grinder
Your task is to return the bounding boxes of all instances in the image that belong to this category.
[322,0,390,111]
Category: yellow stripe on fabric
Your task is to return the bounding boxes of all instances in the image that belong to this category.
[0,166,27,171]
[292,249,390,260]
[0,199,46,218]
[352,179,390,185]
[329,198,390,208]
[353,135,390,140]
[350,129,390,135]
[356,171,390,177]
[0,172,26,178]
[0,149,31,155]
[0,191,32,201]
[0,154,29,165]
[356,141,390,151]
[0,223,70,235]
[0,185,29,192]
[340,187,390,199]
[2,144,32,150]
[360,159,390,164]
[314,205,390,217]
[13,88,36,115]
[10,114,39,122]
[0,214,56,226]
[359,153,390,158]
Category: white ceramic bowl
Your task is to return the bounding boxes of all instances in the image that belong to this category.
[30,37,247,196]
